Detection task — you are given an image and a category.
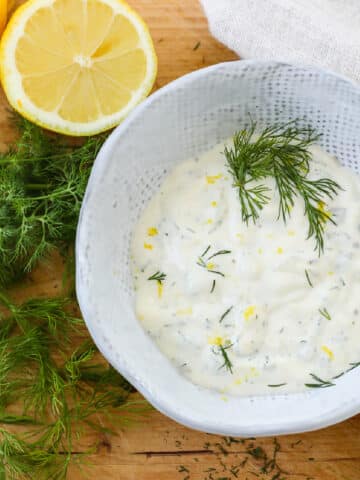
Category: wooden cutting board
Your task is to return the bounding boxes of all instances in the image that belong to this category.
[2,1,360,479]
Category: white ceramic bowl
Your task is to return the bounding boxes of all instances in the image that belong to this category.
[76,60,360,436]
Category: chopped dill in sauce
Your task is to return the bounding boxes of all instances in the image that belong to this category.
[305,269,313,287]
[319,307,331,320]
[220,306,233,323]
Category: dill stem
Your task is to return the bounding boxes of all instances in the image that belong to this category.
[0,157,36,165]
[26,183,52,190]
[0,152,81,165]
[0,291,15,311]
[28,186,75,201]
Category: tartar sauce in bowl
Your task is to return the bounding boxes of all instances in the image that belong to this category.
[131,130,360,397]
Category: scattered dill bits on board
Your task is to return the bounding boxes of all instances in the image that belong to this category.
[224,120,341,254]
[175,436,286,480]
[0,115,106,287]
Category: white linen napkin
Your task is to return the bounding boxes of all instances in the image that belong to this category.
[199,0,360,83]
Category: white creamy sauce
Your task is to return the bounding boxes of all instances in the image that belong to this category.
[131,140,360,396]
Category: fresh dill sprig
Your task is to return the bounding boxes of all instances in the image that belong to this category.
[220,306,233,323]
[224,120,341,255]
[0,115,106,287]
[0,292,141,478]
[319,307,331,321]
[268,383,287,388]
[0,427,72,480]
[210,279,216,293]
[147,271,166,284]
[305,373,335,388]
[305,269,313,287]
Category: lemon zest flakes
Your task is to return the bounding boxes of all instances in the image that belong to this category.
[277,247,283,254]
[288,230,295,236]
[220,396,229,402]
[206,218,213,224]
[144,242,153,250]
[258,248,263,255]
[328,271,334,276]
[176,307,193,316]
[157,283,163,298]
[147,227,158,236]
[234,378,242,385]
[321,345,334,360]
[208,336,224,346]
[317,201,332,222]
[244,305,256,321]
[206,173,223,184]
[206,262,215,270]
[211,201,217,207]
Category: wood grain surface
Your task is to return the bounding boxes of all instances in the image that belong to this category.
[2,0,360,479]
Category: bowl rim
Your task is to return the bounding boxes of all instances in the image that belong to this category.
[76,59,360,436]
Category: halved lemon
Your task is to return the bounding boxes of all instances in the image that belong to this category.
[0,0,7,36]
[0,0,157,135]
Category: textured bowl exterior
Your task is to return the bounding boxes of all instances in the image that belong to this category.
[76,60,360,436]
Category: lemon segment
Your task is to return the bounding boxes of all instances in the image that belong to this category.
[0,0,157,135]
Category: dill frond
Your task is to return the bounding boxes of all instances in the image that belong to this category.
[0,293,137,477]
[0,116,106,287]
[224,120,341,254]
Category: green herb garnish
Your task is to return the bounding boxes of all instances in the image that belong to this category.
[210,279,216,293]
[0,292,141,478]
[268,383,287,388]
[148,271,166,284]
[0,117,146,478]
[207,249,232,260]
[305,269,313,287]
[319,307,331,320]
[305,269,314,288]
[224,120,341,255]
[305,373,335,388]
[0,115,105,287]
[218,344,234,374]
[197,246,230,277]
[220,306,233,323]
[348,361,360,372]
[197,256,225,277]
[200,245,211,257]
